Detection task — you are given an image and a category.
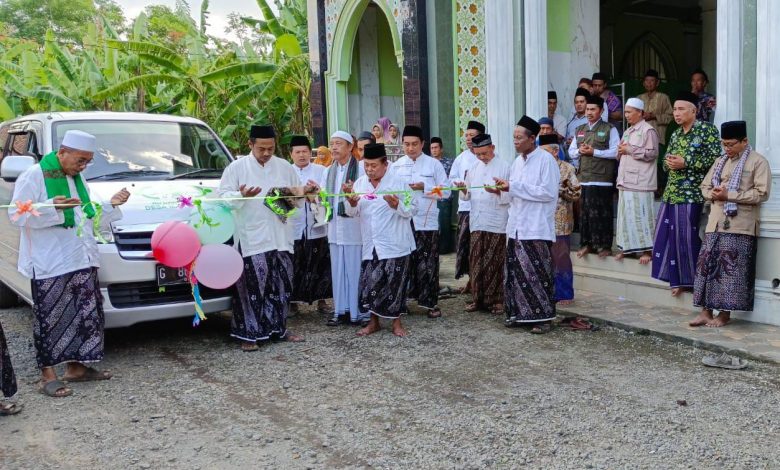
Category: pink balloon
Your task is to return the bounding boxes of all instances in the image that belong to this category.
[193,244,244,289]
[151,220,201,268]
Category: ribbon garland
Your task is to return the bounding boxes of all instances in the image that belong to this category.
[4,184,497,239]
[188,264,207,327]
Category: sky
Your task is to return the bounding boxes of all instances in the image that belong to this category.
[113,0,266,42]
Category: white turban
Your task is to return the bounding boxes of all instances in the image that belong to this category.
[330,130,353,144]
[61,130,97,153]
[625,97,645,111]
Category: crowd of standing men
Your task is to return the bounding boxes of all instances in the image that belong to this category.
[0,69,772,415]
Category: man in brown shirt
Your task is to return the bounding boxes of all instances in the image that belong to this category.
[690,121,772,327]
[637,69,673,146]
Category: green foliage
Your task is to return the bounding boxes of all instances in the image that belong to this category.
[0,0,312,156]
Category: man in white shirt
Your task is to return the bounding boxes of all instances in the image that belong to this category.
[496,116,559,334]
[344,143,416,337]
[565,87,591,168]
[9,130,129,397]
[453,133,510,315]
[548,91,567,139]
[219,125,318,351]
[288,135,331,314]
[448,120,484,285]
[322,131,367,326]
[388,125,449,318]
[568,95,619,258]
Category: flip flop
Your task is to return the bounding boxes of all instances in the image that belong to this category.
[39,380,72,398]
[465,303,480,312]
[428,308,442,318]
[241,343,259,352]
[702,353,748,370]
[0,402,23,416]
[63,367,112,383]
[531,323,552,334]
[569,318,593,330]
[277,333,306,343]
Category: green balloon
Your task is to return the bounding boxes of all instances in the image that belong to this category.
[188,202,235,245]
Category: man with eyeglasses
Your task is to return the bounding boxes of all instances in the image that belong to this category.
[9,130,130,399]
[690,121,771,328]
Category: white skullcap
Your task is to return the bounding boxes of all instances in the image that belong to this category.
[61,130,97,153]
[330,130,353,144]
[625,97,645,111]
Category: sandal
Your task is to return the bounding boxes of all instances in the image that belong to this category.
[465,303,480,312]
[427,308,442,319]
[0,401,23,416]
[63,367,112,383]
[39,379,72,398]
[490,305,505,315]
[278,333,306,343]
[569,318,593,330]
[326,317,341,327]
[531,323,552,334]
[702,353,748,370]
[241,342,259,352]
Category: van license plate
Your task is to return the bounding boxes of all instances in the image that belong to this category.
[156,265,189,286]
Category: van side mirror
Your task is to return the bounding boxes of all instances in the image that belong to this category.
[1,155,36,182]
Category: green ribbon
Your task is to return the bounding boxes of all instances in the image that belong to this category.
[192,199,218,229]
[75,201,107,244]
[265,189,298,218]
[318,189,332,222]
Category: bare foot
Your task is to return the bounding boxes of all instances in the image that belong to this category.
[391,319,407,337]
[357,317,381,336]
[689,310,713,327]
[285,334,306,342]
[671,288,683,297]
[557,299,574,306]
[598,249,610,258]
[706,312,731,328]
[614,252,625,261]
[576,247,591,258]
[639,253,652,265]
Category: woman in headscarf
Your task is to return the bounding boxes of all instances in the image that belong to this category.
[387,124,400,145]
[371,124,385,144]
[377,117,392,142]
[314,145,333,167]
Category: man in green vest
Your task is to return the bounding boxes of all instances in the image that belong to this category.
[568,95,619,258]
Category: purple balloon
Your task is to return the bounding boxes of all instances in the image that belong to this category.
[193,244,244,289]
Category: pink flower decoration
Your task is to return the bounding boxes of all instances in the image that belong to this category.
[363,193,377,200]
[177,195,194,209]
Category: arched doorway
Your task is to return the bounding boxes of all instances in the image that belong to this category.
[325,0,404,136]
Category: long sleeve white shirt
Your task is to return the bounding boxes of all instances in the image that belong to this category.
[321,159,365,245]
[460,157,511,234]
[344,173,416,261]
[290,162,327,241]
[449,149,478,212]
[387,153,450,231]
[505,148,560,242]
[218,155,300,256]
[567,122,620,187]
[9,165,123,279]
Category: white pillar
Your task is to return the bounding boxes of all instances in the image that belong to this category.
[523,0,548,122]
[486,0,517,161]
[756,0,780,223]
[714,0,743,127]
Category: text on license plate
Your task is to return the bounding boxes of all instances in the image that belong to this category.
[156,265,189,286]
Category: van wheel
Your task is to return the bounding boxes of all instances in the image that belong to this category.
[0,283,20,309]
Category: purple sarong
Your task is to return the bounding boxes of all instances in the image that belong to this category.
[651,202,702,288]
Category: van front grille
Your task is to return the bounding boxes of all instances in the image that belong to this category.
[107,281,232,308]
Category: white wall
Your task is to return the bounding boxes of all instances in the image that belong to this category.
[547,0,600,120]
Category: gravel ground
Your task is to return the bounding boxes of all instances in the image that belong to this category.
[1,293,780,469]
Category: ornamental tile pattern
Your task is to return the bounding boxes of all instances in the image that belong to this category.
[454,0,487,138]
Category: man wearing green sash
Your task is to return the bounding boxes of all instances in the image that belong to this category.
[9,130,129,398]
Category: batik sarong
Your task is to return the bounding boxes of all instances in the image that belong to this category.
[469,231,505,307]
[455,212,470,279]
[616,190,656,254]
[31,267,104,369]
[0,320,17,398]
[232,250,293,342]
[407,230,440,310]
[291,237,332,304]
[552,235,574,302]
[693,233,757,312]
[504,238,556,323]
[579,186,614,251]
[359,252,411,319]
[651,202,702,288]
[438,197,455,254]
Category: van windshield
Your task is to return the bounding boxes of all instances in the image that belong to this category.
[52,120,232,180]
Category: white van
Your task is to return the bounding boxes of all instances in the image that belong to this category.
[0,112,236,327]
